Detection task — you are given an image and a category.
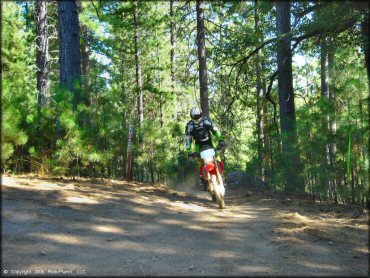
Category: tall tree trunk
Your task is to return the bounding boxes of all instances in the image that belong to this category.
[170,0,176,94]
[80,23,92,128]
[155,15,164,128]
[359,97,367,207]
[361,6,370,85]
[160,94,164,128]
[263,94,270,181]
[35,0,50,107]
[58,0,81,109]
[170,0,179,119]
[126,124,134,181]
[360,6,370,208]
[150,143,155,183]
[196,0,209,118]
[134,0,144,128]
[276,0,296,143]
[121,48,126,126]
[81,24,90,94]
[276,0,304,193]
[328,47,338,203]
[254,0,266,181]
[261,55,271,182]
[320,38,330,98]
[133,0,143,178]
[320,36,331,196]
[321,36,338,203]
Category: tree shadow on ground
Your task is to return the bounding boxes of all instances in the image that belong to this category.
[2,177,368,276]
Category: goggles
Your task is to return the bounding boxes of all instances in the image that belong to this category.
[192,114,202,121]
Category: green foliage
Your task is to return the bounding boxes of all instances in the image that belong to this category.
[2,110,28,162]
[2,1,368,206]
[2,2,34,168]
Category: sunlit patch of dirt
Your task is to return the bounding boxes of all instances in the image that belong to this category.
[63,196,99,204]
[36,233,86,245]
[273,209,368,247]
[2,175,368,276]
[91,224,125,234]
[273,222,307,235]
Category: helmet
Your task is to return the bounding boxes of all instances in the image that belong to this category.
[190,107,202,121]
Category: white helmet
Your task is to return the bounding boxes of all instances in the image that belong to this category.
[190,107,202,121]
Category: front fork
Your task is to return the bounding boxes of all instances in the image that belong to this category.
[214,161,225,197]
[205,170,215,195]
[203,161,224,197]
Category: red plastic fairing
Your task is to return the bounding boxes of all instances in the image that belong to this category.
[206,163,215,172]
[200,161,225,177]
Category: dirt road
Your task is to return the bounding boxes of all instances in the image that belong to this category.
[2,175,368,276]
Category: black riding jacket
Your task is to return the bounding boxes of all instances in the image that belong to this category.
[185,117,223,150]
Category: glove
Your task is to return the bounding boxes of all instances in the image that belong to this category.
[218,141,227,150]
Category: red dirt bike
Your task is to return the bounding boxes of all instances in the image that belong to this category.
[190,145,226,209]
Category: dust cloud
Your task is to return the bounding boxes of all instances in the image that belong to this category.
[169,172,200,195]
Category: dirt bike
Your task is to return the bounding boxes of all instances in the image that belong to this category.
[190,145,226,209]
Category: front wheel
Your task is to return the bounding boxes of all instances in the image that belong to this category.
[211,193,217,202]
[211,174,225,209]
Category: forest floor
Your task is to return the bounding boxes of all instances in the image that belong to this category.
[2,174,369,276]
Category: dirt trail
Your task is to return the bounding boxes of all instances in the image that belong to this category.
[2,175,368,276]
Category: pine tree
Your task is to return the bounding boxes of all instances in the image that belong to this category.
[276,0,304,193]
[35,0,50,107]
[196,0,209,118]
[58,0,81,109]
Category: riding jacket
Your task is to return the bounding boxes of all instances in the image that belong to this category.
[185,117,223,153]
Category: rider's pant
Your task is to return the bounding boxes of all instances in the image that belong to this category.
[194,142,224,179]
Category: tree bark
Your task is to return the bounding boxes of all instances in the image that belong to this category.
[261,53,271,182]
[155,13,164,128]
[328,46,338,203]
[321,36,338,203]
[160,94,164,128]
[150,143,155,183]
[170,0,176,94]
[320,38,330,100]
[81,24,90,94]
[80,22,92,128]
[170,0,180,119]
[254,0,266,181]
[134,0,144,128]
[361,6,369,85]
[120,45,127,132]
[196,0,209,118]
[276,1,296,140]
[35,0,50,107]
[126,124,134,182]
[320,35,331,194]
[58,0,81,109]
[276,0,304,193]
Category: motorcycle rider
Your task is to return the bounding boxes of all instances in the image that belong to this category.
[185,107,227,191]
